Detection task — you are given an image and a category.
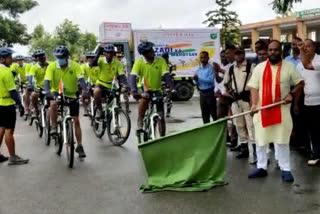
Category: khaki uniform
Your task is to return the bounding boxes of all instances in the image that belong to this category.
[223,60,255,144]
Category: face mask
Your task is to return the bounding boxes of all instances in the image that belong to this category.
[57,58,67,67]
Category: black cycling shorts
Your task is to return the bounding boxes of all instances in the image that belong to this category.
[47,93,80,117]
[0,105,16,129]
[95,84,112,98]
[65,98,80,117]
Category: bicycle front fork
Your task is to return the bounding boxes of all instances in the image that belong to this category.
[63,116,73,145]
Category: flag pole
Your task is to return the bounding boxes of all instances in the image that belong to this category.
[228,101,286,120]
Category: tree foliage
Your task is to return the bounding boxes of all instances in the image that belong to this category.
[29,19,97,61]
[29,24,58,60]
[271,0,302,14]
[79,32,98,52]
[55,19,81,46]
[203,0,241,48]
[0,0,38,46]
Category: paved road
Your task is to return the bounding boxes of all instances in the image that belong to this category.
[0,98,320,214]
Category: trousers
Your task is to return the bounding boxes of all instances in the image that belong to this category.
[305,105,320,159]
[231,100,254,143]
[200,90,217,124]
[257,144,290,171]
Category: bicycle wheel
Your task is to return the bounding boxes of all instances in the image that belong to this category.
[107,108,131,146]
[44,110,51,146]
[152,116,163,140]
[35,119,43,138]
[55,122,63,156]
[65,119,74,168]
[89,106,94,127]
[93,108,106,138]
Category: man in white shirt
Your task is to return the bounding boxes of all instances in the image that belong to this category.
[297,39,320,166]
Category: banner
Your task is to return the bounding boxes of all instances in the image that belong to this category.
[99,22,133,47]
[133,29,221,77]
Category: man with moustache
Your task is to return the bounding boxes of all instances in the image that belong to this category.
[285,37,302,67]
[297,39,320,166]
[247,40,304,182]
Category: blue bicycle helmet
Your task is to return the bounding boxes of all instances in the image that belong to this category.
[85,51,97,57]
[0,47,14,58]
[33,49,46,57]
[54,45,69,57]
[138,41,154,55]
[15,55,24,60]
[103,44,115,53]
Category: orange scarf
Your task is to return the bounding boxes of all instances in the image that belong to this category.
[261,60,282,128]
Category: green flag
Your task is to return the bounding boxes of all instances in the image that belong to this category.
[139,119,228,193]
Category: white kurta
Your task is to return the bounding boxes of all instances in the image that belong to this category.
[247,60,303,146]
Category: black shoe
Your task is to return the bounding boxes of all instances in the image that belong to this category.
[227,138,237,148]
[236,144,249,159]
[0,154,9,163]
[248,168,268,179]
[230,144,241,152]
[236,150,249,159]
[75,145,86,158]
[281,171,294,183]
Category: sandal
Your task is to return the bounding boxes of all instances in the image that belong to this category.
[307,159,320,166]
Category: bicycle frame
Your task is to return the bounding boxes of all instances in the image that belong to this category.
[41,100,48,128]
[101,91,120,128]
[145,100,160,140]
[89,98,94,117]
[62,105,73,146]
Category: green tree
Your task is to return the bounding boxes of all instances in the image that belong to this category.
[55,19,81,46]
[79,32,97,52]
[30,20,97,61]
[0,0,38,46]
[271,0,302,14]
[203,0,241,48]
[29,24,58,60]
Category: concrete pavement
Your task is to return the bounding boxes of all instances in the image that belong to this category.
[0,98,320,214]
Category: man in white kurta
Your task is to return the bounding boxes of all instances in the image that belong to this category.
[247,40,304,182]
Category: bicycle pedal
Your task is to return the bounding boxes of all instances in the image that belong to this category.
[51,133,58,138]
[78,157,85,162]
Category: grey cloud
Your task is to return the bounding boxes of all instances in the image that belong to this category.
[15,0,316,55]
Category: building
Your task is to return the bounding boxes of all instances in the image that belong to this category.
[240,8,320,50]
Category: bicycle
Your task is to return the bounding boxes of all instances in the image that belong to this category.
[136,92,165,144]
[18,83,30,121]
[29,89,47,138]
[83,82,95,127]
[92,89,131,146]
[46,94,78,168]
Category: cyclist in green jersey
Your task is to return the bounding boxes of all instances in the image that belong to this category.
[0,47,28,165]
[130,42,173,136]
[44,46,89,158]
[28,50,49,117]
[91,44,128,118]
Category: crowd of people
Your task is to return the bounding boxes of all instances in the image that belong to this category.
[0,35,319,184]
[0,41,174,166]
[194,38,320,183]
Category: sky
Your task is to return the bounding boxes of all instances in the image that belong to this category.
[14,0,316,54]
